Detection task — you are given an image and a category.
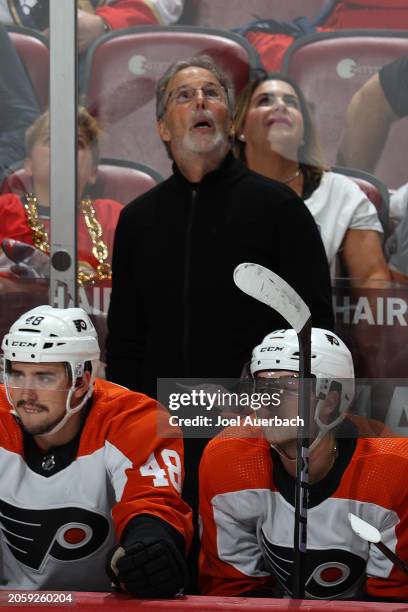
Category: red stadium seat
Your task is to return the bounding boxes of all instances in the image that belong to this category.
[94,159,162,204]
[83,26,261,178]
[0,159,162,204]
[180,0,325,29]
[282,30,408,189]
[6,26,49,111]
[332,165,390,234]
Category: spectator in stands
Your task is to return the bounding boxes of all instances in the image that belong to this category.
[338,55,408,177]
[234,72,390,285]
[338,55,408,226]
[0,107,122,284]
[1,0,184,52]
[0,23,39,185]
[106,54,334,590]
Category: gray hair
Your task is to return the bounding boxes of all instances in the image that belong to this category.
[156,54,234,120]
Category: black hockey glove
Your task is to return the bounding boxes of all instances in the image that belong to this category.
[108,515,188,598]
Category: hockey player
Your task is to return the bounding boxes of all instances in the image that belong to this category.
[0,305,192,595]
[199,328,408,601]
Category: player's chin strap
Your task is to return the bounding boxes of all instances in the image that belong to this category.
[271,394,345,460]
[312,392,345,452]
[36,382,94,437]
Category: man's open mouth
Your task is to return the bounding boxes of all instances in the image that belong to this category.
[192,118,214,130]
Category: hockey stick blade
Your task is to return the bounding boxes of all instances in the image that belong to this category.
[233,263,311,334]
[349,513,408,575]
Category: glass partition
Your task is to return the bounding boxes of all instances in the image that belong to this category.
[0,12,51,368]
[0,1,407,380]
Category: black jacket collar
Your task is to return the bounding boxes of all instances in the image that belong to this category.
[172,151,246,190]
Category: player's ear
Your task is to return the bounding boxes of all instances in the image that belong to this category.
[72,370,91,400]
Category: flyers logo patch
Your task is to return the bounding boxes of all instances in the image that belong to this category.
[325,334,340,346]
[0,499,110,570]
[73,319,87,332]
[261,530,366,599]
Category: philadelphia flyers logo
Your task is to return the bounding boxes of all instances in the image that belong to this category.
[325,334,340,346]
[0,499,110,570]
[261,530,366,598]
[73,319,87,332]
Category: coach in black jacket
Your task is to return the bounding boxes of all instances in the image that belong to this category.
[106,54,334,586]
[107,54,333,392]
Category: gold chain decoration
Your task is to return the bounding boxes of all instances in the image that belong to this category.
[79,197,112,284]
[23,193,112,285]
[23,194,50,254]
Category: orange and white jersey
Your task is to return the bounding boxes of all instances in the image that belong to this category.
[199,421,408,600]
[0,379,192,591]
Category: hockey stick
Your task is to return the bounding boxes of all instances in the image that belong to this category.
[348,513,408,575]
[233,262,312,599]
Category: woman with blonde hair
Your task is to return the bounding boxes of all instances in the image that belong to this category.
[234,72,390,285]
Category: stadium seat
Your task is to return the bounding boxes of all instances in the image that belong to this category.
[83,26,261,178]
[179,0,324,29]
[6,26,49,111]
[0,159,162,205]
[332,165,390,235]
[94,159,162,204]
[282,30,408,189]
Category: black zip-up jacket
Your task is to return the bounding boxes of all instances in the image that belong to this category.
[106,152,334,395]
[106,152,334,569]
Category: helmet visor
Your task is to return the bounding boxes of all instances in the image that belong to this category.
[4,361,71,391]
[254,375,316,399]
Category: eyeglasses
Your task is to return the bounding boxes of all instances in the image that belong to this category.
[165,83,227,109]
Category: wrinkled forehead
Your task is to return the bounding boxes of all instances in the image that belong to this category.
[166,66,222,96]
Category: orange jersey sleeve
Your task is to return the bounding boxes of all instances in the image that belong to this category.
[79,379,193,550]
[335,436,408,601]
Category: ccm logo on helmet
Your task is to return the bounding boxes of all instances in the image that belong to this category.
[11,341,37,348]
[260,346,284,352]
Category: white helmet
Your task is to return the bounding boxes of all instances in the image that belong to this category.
[250,328,355,448]
[2,306,100,435]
